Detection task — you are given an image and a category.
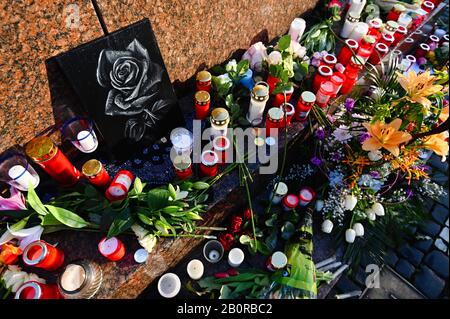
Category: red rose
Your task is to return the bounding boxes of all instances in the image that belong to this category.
[219,233,235,252]
[229,215,243,234]
[242,208,252,221]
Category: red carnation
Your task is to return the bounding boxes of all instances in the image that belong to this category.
[242,208,252,221]
[229,215,243,234]
[219,233,235,252]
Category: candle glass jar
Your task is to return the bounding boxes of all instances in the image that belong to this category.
[203,240,224,263]
[25,136,81,187]
[82,159,110,189]
[61,117,98,153]
[321,54,337,68]
[247,81,269,126]
[280,103,295,126]
[422,1,435,13]
[210,108,230,139]
[282,194,299,211]
[379,33,395,47]
[392,25,407,46]
[105,170,134,202]
[348,22,369,42]
[337,39,359,66]
[15,281,60,299]
[383,20,399,36]
[316,81,335,108]
[346,56,364,75]
[272,85,294,107]
[196,70,212,92]
[98,237,126,261]
[340,72,358,94]
[368,43,389,65]
[398,37,415,52]
[299,187,316,206]
[0,152,40,191]
[269,181,288,204]
[265,107,284,136]
[199,150,219,177]
[295,91,316,122]
[213,135,231,166]
[313,65,333,93]
[170,127,193,157]
[22,240,65,271]
[330,72,346,97]
[57,260,103,299]
[367,18,382,41]
[194,90,211,120]
[415,43,430,59]
[357,35,376,62]
[173,155,193,180]
[340,13,360,39]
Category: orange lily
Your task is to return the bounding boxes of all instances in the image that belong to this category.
[362,119,412,157]
[422,132,449,162]
[439,105,449,123]
[0,243,22,265]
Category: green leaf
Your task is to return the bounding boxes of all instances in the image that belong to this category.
[155,220,170,235]
[236,59,249,75]
[138,212,153,226]
[168,184,177,200]
[45,205,88,229]
[192,181,209,190]
[107,208,133,238]
[278,35,291,51]
[84,185,99,198]
[41,213,62,226]
[134,177,144,194]
[185,212,203,221]
[147,189,170,211]
[10,216,30,232]
[27,185,48,216]
[162,206,182,214]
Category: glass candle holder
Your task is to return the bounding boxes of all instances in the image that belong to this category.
[348,22,369,42]
[346,0,366,18]
[340,72,358,94]
[337,39,359,66]
[266,74,281,95]
[247,81,269,126]
[405,55,416,72]
[269,181,288,204]
[272,85,294,107]
[313,65,333,93]
[357,35,376,62]
[330,72,346,97]
[199,150,219,177]
[203,240,224,263]
[194,90,211,120]
[397,58,412,73]
[239,68,255,90]
[340,13,360,39]
[210,108,230,138]
[368,43,389,65]
[392,25,407,46]
[415,43,430,59]
[158,273,181,298]
[379,33,395,47]
[212,135,231,166]
[316,81,334,108]
[22,240,65,271]
[266,251,288,271]
[98,237,126,261]
[434,29,446,39]
[196,70,212,92]
[105,170,134,202]
[367,18,382,41]
[282,194,299,211]
[228,248,244,268]
[173,155,193,180]
[61,117,98,153]
[397,13,412,29]
[280,103,295,126]
[170,127,193,157]
[0,152,40,191]
[82,159,111,189]
[265,107,283,137]
[57,260,103,299]
[15,281,60,299]
[25,136,81,187]
[295,91,316,122]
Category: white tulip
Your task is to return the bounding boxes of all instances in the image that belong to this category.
[345,229,356,243]
[371,202,385,216]
[315,200,324,212]
[368,150,382,161]
[268,51,282,65]
[353,223,365,237]
[217,73,232,85]
[343,194,358,211]
[366,209,376,221]
[321,220,334,233]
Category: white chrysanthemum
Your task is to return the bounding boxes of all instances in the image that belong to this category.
[332,125,353,143]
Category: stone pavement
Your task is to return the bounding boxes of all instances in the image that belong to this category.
[329,154,449,299]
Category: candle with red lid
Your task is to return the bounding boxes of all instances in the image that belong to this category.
[82,159,111,189]
[312,65,333,93]
[265,107,284,136]
[316,81,334,108]
[15,281,60,299]
[379,33,395,48]
[282,194,299,211]
[196,71,212,92]
[415,43,430,59]
[213,135,231,166]
[368,43,389,65]
[337,39,359,66]
[200,150,219,177]
[294,91,316,122]
[321,54,337,68]
[392,25,407,47]
[329,72,346,98]
[272,85,294,107]
[299,187,316,206]
[105,170,134,202]
[280,103,295,126]
[98,237,126,261]
[173,155,193,180]
[367,18,382,42]
[22,240,64,271]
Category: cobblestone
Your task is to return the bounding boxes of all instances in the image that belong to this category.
[395,259,416,280]
[428,154,449,172]
[413,266,445,299]
[436,192,449,208]
[431,204,449,225]
[399,244,424,267]
[424,250,449,279]
[335,276,361,293]
[385,250,399,267]
[414,237,433,253]
[419,220,442,237]
[431,172,449,186]
[440,227,449,243]
[434,238,447,252]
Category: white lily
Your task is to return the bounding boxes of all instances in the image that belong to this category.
[345,229,356,243]
[343,194,358,211]
[2,265,45,293]
[353,223,365,237]
[0,225,44,250]
[225,59,237,72]
[321,219,334,233]
[131,224,158,253]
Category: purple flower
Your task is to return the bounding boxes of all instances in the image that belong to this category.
[331,152,342,161]
[315,127,326,140]
[311,58,321,67]
[370,171,381,178]
[417,57,427,66]
[311,156,322,166]
[406,189,413,198]
[358,132,370,143]
[344,98,355,112]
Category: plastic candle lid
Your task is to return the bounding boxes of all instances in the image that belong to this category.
[299,187,315,201]
[320,81,334,94]
[268,107,284,121]
[271,251,288,269]
[82,159,102,177]
[228,248,244,264]
[318,65,333,76]
[201,150,219,166]
[420,43,430,50]
[158,273,181,298]
[195,90,210,103]
[376,43,389,52]
[369,18,382,28]
[363,35,376,44]
[429,35,440,42]
[283,194,299,208]
[211,108,230,126]
[196,70,211,82]
[273,181,288,196]
[301,91,316,104]
[254,137,265,146]
[252,83,269,101]
[397,25,407,34]
[134,249,149,263]
[406,55,416,63]
[173,155,191,170]
[386,21,399,30]
[323,54,337,64]
[98,237,119,255]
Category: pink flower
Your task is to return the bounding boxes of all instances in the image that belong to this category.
[327,0,342,8]
[0,187,26,211]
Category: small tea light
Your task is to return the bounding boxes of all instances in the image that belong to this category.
[199,150,219,177]
[266,251,288,271]
[0,152,40,191]
[187,259,204,280]
[134,248,149,263]
[288,17,306,42]
[282,194,299,211]
[299,187,316,206]
[196,70,212,92]
[61,117,98,153]
[228,248,244,268]
[170,127,193,156]
[203,240,224,263]
[269,181,288,205]
[158,273,181,298]
[60,263,86,292]
[8,164,39,190]
[98,237,126,261]
[57,260,103,299]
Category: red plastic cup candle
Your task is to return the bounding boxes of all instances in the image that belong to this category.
[368,43,389,65]
[367,18,382,42]
[266,251,288,271]
[321,54,337,68]
[386,3,405,21]
[340,72,358,94]
[357,35,376,62]
[379,33,395,48]
[22,240,65,271]
[422,1,435,13]
[312,65,333,93]
[25,136,81,187]
[105,170,134,202]
[315,81,334,108]
[272,85,294,107]
[330,72,346,97]
[337,39,359,66]
[265,107,284,136]
[173,155,193,180]
[405,55,416,71]
[194,90,211,120]
[415,43,430,59]
[344,56,363,75]
[295,91,316,122]
[281,103,295,126]
[382,20,399,36]
[15,281,60,299]
[213,135,231,166]
[98,237,126,261]
[266,74,281,95]
[282,194,299,211]
[299,187,316,206]
[392,25,407,46]
[196,70,212,92]
[199,150,219,177]
[82,159,111,189]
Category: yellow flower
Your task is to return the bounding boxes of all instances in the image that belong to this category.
[397,71,443,113]
[362,119,412,157]
[422,132,449,162]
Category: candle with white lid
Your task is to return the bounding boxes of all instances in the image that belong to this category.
[187,259,204,280]
[228,248,245,268]
[341,13,360,39]
[349,22,369,42]
[8,164,39,190]
[288,18,306,42]
[76,130,98,153]
[158,273,181,298]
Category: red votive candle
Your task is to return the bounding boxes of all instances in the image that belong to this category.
[422,1,435,13]
[272,85,294,107]
[345,56,364,75]
[379,33,395,47]
[98,237,126,261]
[313,65,333,93]
[82,159,110,189]
[105,170,134,202]
[281,103,295,126]
[321,54,337,68]
[330,72,346,98]
[357,35,376,62]
[15,281,60,299]
[196,71,212,92]
[200,150,219,177]
[266,74,281,95]
[294,91,316,122]
[25,136,81,187]
[367,18,382,42]
[265,107,284,136]
[22,240,65,271]
[340,72,358,94]
[173,155,193,180]
[299,187,316,206]
[415,43,430,58]
[213,135,231,166]
[194,90,211,120]
[386,4,405,22]
[337,39,359,66]
[392,25,407,46]
[282,194,299,211]
[368,43,389,65]
[316,81,334,108]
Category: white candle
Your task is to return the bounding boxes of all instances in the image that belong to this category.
[346,0,367,19]
[397,13,412,28]
[288,18,306,42]
[348,22,369,42]
[157,273,181,298]
[77,130,97,153]
[8,165,39,190]
[269,181,288,204]
[340,14,359,39]
[247,83,269,126]
[186,259,204,280]
[60,264,86,292]
[228,248,244,268]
